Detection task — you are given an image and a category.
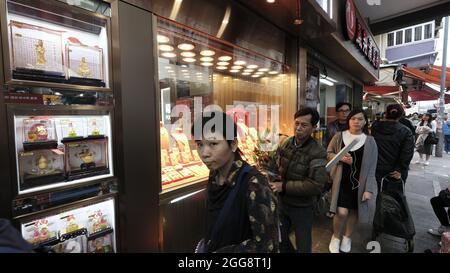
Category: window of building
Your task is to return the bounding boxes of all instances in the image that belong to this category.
[414,26,423,41]
[405,28,412,43]
[395,31,403,45]
[424,23,433,39]
[387,33,394,47]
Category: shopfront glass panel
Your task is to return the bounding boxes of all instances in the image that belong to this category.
[156,17,295,192]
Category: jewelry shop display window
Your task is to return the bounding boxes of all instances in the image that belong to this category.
[156,17,296,192]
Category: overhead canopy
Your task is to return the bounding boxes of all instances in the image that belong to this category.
[402,67,450,88]
[363,85,402,96]
[408,88,450,104]
[354,0,450,35]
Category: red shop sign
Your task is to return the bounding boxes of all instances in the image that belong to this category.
[345,0,380,69]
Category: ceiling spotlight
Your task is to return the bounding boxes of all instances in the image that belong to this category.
[161,52,176,58]
[230,70,239,73]
[157,35,170,43]
[251,74,261,78]
[269,71,279,74]
[218,56,232,61]
[177,43,195,50]
[183,58,196,63]
[243,69,254,73]
[247,64,258,69]
[217,62,229,66]
[231,66,243,70]
[200,50,216,56]
[267,0,275,3]
[234,60,246,65]
[159,44,174,51]
[201,62,213,66]
[216,66,227,70]
[180,51,196,57]
[258,68,269,72]
[200,57,214,62]
[242,72,251,75]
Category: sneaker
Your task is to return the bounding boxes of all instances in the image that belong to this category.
[428,225,450,236]
[340,236,352,253]
[424,161,430,166]
[329,235,341,253]
[414,159,422,164]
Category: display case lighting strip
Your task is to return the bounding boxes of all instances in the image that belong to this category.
[169,189,205,204]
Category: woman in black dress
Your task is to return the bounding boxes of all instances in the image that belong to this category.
[327,109,378,253]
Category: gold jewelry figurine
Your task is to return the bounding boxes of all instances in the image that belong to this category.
[78,57,91,77]
[35,39,46,66]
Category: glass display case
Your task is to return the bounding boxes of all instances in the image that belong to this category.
[22,117,58,150]
[18,149,65,191]
[20,197,116,253]
[14,112,113,195]
[2,0,111,89]
[63,137,109,180]
[156,17,296,192]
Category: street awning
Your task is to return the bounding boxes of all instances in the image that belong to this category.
[402,67,450,87]
[363,85,402,96]
[408,89,450,104]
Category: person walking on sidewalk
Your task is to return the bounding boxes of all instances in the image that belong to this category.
[327,109,378,253]
[415,113,436,165]
[428,185,450,236]
[268,108,328,253]
[371,104,414,189]
[192,111,279,253]
[323,102,352,149]
[443,114,450,155]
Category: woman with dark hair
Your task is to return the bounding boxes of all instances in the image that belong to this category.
[192,111,279,253]
[327,109,378,253]
[415,113,436,165]
[371,104,414,187]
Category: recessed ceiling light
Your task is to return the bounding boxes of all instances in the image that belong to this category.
[258,68,269,72]
[161,52,176,58]
[218,56,232,61]
[247,64,258,69]
[181,69,188,72]
[267,0,275,3]
[230,70,239,73]
[243,69,254,73]
[217,62,229,66]
[255,72,264,75]
[196,72,203,75]
[200,57,214,62]
[180,52,196,57]
[200,50,215,56]
[242,72,251,75]
[177,43,195,50]
[251,74,261,78]
[159,44,174,51]
[234,60,246,65]
[183,58,196,63]
[157,35,170,43]
[231,66,243,70]
[269,71,279,74]
[201,62,213,66]
[216,66,227,70]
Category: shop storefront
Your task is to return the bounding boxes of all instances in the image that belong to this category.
[302,0,380,145]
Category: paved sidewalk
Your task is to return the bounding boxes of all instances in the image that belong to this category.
[310,152,450,253]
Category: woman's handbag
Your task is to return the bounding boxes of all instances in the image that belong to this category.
[425,132,439,145]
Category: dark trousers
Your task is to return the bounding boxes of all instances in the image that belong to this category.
[445,135,450,153]
[279,204,313,253]
[430,196,450,226]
